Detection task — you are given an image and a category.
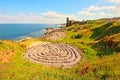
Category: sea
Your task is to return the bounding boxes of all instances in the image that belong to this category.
[0,24,60,41]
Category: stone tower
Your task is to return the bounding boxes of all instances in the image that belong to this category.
[66,17,69,27]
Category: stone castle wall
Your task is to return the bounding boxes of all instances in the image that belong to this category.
[66,17,87,27]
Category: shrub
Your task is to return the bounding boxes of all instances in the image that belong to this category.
[72,34,82,39]
[0,41,3,44]
[67,28,72,31]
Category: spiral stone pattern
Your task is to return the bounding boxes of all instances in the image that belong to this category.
[25,43,81,67]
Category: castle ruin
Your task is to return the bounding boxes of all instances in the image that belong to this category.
[66,17,87,27]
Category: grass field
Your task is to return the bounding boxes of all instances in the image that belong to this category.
[0,20,120,80]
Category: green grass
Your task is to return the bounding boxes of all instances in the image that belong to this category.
[0,21,120,80]
[0,40,81,80]
[92,41,115,56]
[78,53,120,80]
[90,22,113,39]
[0,47,81,80]
[0,40,18,50]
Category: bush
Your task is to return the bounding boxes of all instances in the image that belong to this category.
[67,28,72,31]
[72,34,82,39]
[0,41,3,44]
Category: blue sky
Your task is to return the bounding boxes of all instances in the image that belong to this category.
[0,0,120,23]
[0,0,97,13]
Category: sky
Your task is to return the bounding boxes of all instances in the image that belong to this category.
[0,0,120,24]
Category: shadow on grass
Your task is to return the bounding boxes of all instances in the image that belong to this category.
[90,23,112,39]
[92,40,120,57]
[101,25,120,38]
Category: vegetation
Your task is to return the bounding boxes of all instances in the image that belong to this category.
[0,20,120,80]
[0,40,21,63]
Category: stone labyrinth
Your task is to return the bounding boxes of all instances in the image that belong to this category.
[25,43,81,67]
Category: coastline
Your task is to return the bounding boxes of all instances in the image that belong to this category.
[16,24,66,42]
[0,24,61,41]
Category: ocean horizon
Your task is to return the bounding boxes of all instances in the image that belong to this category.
[0,24,60,41]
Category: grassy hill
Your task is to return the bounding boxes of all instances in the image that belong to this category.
[0,40,22,63]
[0,20,120,80]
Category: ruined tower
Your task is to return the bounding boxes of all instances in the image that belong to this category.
[66,17,69,27]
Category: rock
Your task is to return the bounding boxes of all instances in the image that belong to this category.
[24,42,82,67]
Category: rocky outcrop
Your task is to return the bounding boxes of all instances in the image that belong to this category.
[42,27,66,40]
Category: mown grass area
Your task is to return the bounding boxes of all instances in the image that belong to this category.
[0,20,120,80]
[0,47,81,80]
[0,40,82,80]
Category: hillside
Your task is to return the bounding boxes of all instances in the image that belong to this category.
[56,20,120,79]
[0,40,22,63]
[0,20,120,80]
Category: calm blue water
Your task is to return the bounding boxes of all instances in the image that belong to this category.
[0,24,59,41]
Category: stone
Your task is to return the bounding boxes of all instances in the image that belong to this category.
[24,43,82,67]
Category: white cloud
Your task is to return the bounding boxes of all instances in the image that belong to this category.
[87,6,116,11]
[98,12,113,18]
[0,0,120,23]
[0,11,75,24]
[76,0,120,20]
[108,0,120,4]
[78,10,96,17]
[42,11,65,18]
[77,10,96,20]
[41,11,76,23]
[87,6,100,11]
[77,5,120,20]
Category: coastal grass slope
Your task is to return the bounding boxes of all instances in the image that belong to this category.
[0,20,120,80]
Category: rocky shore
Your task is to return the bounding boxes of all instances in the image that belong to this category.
[41,26,66,40]
[16,37,33,42]
[17,25,66,42]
